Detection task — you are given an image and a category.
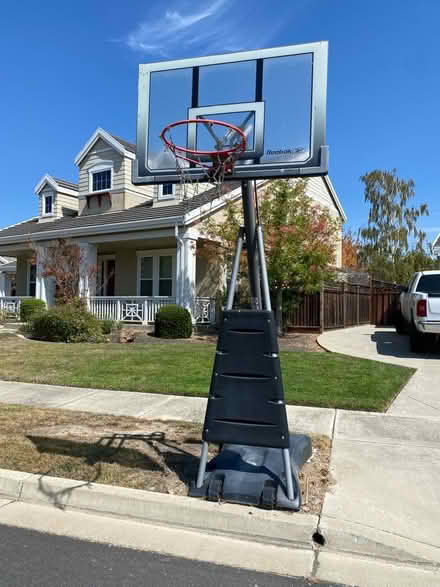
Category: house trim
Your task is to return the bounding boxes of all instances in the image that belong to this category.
[74,128,135,166]
[34,174,78,197]
[323,176,347,222]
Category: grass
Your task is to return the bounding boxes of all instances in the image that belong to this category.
[0,403,203,493]
[0,334,414,412]
[0,404,331,512]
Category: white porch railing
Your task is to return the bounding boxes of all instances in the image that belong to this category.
[0,296,32,319]
[88,297,177,323]
[87,296,216,324]
[193,297,217,324]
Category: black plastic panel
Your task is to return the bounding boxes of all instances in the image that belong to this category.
[190,434,312,510]
[203,310,289,448]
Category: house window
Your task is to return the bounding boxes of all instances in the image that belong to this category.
[159,256,173,296]
[140,257,153,296]
[159,183,175,199]
[92,169,111,192]
[28,264,36,297]
[44,195,53,215]
[137,250,175,297]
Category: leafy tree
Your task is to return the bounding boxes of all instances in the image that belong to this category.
[200,180,340,332]
[342,228,362,269]
[359,169,432,283]
[33,239,97,304]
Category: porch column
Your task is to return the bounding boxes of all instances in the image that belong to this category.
[0,271,6,298]
[78,242,98,299]
[178,229,198,319]
[36,248,55,307]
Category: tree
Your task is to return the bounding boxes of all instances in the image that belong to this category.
[33,239,97,304]
[200,180,340,332]
[359,169,431,283]
[342,228,362,269]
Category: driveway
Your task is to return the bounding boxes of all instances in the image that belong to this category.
[318,325,440,420]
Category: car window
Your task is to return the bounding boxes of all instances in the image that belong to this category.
[416,274,440,293]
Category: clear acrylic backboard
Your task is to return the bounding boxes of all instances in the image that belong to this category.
[133,42,328,185]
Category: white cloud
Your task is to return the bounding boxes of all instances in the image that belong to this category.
[123,0,287,58]
[125,0,229,55]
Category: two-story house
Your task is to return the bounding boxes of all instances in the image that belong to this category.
[0,128,346,324]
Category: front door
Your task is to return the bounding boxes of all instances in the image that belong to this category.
[97,257,115,296]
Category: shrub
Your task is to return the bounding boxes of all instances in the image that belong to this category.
[100,319,115,335]
[28,303,105,343]
[20,299,46,322]
[155,305,192,339]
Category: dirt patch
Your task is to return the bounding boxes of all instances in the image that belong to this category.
[113,328,323,352]
[0,404,331,513]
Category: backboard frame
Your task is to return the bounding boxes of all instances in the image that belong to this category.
[133,41,328,185]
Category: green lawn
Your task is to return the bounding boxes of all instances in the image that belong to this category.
[0,335,414,412]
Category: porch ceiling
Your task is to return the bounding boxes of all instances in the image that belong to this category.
[97,236,176,254]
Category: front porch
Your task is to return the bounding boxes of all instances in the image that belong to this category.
[0,295,216,325]
[0,228,220,325]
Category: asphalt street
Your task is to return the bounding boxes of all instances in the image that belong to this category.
[0,524,345,587]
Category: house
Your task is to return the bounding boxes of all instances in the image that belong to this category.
[0,128,346,324]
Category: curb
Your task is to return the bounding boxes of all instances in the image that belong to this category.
[0,468,319,549]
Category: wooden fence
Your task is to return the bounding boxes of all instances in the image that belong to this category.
[286,280,403,332]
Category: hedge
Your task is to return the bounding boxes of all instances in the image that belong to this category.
[20,299,46,322]
[155,305,192,339]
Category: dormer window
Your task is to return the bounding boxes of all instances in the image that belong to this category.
[88,162,113,193]
[159,183,175,200]
[93,170,111,192]
[44,195,53,215]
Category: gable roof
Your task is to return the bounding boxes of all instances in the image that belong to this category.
[433,232,440,254]
[34,174,78,197]
[110,134,136,154]
[74,128,136,166]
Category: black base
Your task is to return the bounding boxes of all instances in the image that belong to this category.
[189,434,312,511]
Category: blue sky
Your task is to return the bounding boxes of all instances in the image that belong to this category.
[1,0,439,242]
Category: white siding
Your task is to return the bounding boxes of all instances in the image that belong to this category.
[78,138,124,195]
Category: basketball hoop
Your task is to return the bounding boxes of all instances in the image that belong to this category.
[160,118,247,201]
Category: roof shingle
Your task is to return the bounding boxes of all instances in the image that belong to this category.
[0,182,240,241]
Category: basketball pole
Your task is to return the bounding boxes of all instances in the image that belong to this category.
[241,180,262,310]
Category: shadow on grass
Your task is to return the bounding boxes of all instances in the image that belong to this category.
[27,431,202,496]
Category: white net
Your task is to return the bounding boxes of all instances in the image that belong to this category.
[161,119,246,212]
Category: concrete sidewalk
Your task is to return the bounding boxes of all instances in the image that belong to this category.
[1,377,440,575]
[319,325,440,420]
[0,380,335,436]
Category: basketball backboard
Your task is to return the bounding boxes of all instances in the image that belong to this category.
[133,41,328,185]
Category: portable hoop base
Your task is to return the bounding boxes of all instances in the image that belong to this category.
[189,434,312,510]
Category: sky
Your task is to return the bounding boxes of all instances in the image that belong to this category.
[1,0,439,242]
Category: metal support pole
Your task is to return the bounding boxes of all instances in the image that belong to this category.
[282,447,295,501]
[241,180,261,309]
[196,441,209,488]
[226,227,245,311]
[256,225,271,312]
